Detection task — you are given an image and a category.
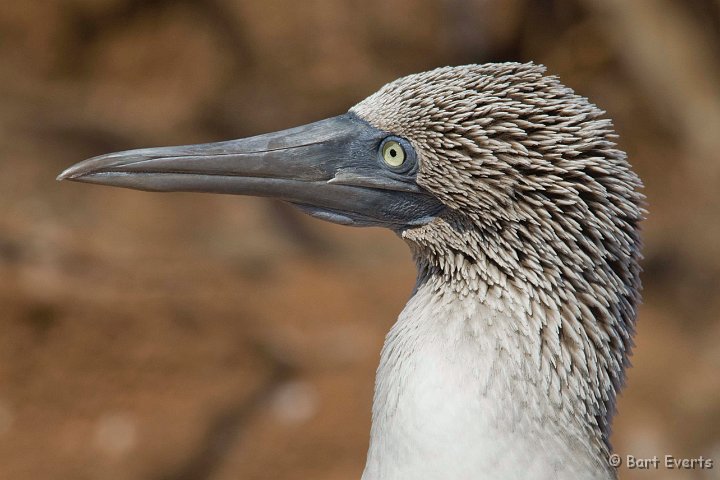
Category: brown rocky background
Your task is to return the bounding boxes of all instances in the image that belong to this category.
[1,1,719,479]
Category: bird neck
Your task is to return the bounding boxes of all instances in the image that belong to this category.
[362,260,616,479]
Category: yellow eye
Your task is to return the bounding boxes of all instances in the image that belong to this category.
[381,140,406,167]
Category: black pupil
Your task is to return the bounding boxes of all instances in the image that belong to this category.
[390,148,397,157]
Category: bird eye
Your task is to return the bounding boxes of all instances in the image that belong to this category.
[381,140,406,167]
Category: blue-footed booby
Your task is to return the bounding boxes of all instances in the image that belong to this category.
[58,63,643,480]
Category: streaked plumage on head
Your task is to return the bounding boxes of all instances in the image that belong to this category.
[355,63,643,478]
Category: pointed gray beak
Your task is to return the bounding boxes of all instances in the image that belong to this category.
[58,113,443,229]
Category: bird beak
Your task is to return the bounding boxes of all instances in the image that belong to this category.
[57,113,443,229]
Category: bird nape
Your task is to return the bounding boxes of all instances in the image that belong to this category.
[58,63,644,480]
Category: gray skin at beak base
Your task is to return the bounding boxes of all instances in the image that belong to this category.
[58,113,445,230]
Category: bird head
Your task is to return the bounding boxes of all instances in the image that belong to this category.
[58,62,642,301]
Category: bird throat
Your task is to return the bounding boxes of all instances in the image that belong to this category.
[361,252,616,479]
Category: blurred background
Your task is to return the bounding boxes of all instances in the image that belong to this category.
[1,0,719,479]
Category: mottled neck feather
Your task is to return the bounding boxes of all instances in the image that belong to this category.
[405,206,638,434]
[363,223,628,479]
[362,262,616,480]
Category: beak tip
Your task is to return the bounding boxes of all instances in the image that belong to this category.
[57,168,78,182]
[57,158,99,182]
